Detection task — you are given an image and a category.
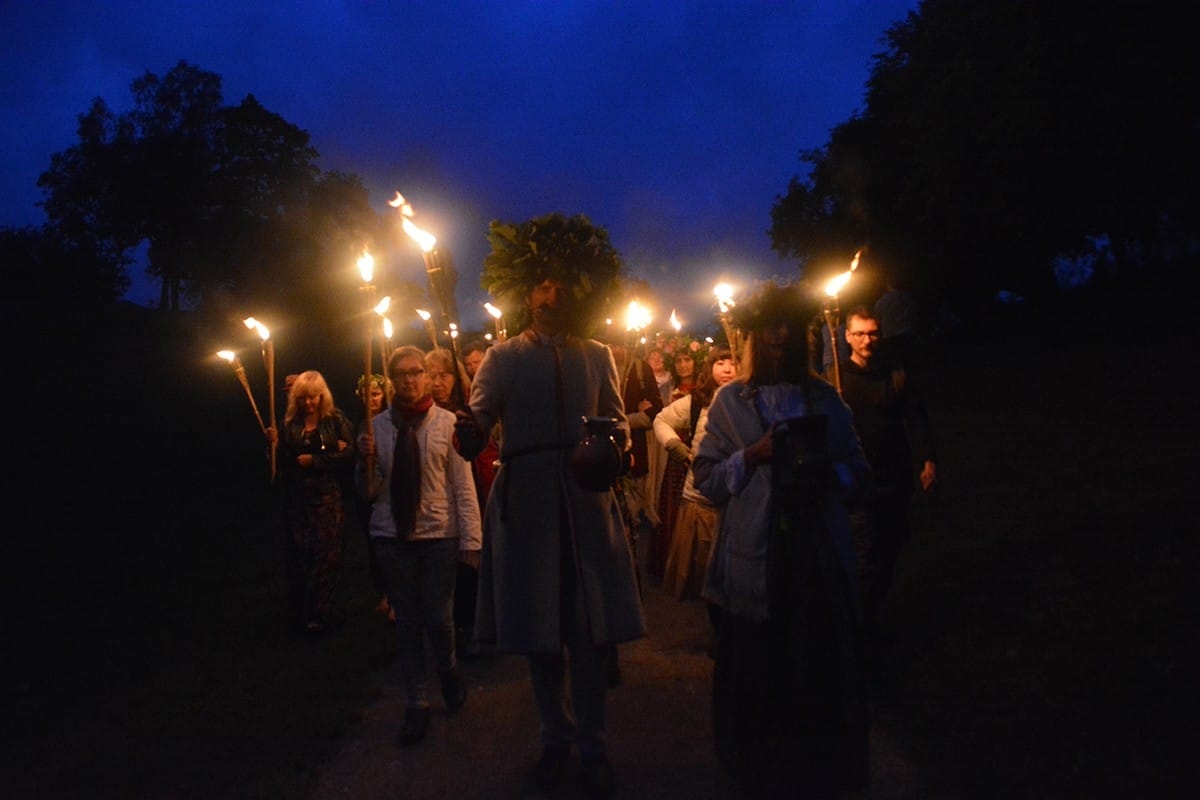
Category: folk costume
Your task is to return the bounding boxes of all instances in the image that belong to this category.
[653,393,715,601]
[693,278,873,796]
[694,376,871,795]
[469,327,646,758]
[618,353,665,574]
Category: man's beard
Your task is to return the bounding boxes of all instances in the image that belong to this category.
[533,302,569,329]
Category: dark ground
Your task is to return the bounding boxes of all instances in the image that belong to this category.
[4,270,1198,798]
[306,576,920,800]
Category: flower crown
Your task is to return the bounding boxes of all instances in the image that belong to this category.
[356,373,388,394]
[655,332,710,369]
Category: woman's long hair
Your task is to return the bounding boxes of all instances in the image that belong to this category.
[730,282,820,387]
[741,324,817,387]
[691,344,734,410]
[285,370,335,424]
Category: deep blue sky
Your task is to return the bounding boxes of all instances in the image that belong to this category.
[2,1,916,327]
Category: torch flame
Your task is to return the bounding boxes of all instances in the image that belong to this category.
[382,318,394,340]
[624,299,652,332]
[392,189,437,252]
[484,302,503,320]
[824,250,862,297]
[388,191,414,216]
[402,217,437,253]
[824,271,852,297]
[243,317,270,341]
[714,283,736,313]
[357,249,375,283]
[217,350,235,362]
[670,309,681,331]
[374,296,391,315]
[416,309,432,321]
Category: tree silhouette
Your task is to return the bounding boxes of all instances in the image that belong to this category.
[771,0,1199,319]
[36,60,388,320]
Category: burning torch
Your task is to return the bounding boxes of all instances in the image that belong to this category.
[822,249,861,396]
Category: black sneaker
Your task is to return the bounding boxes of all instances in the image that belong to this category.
[530,745,570,791]
[438,666,467,711]
[581,753,616,798]
[396,706,430,747]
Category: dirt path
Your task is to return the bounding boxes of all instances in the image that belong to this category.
[310,582,920,799]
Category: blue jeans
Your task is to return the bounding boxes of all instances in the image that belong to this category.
[373,536,460,708]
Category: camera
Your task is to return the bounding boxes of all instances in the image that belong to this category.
[771,414,830,501]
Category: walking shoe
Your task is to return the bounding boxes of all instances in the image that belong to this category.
[581,753,616,798]
[438,666,467,711]
[529,745,570,791]
[395,706,430,747]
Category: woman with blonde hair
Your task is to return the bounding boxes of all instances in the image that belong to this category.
[270,370,356,633]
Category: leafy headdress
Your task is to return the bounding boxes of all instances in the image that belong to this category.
[727,279,818,333]
[480,213,623,337]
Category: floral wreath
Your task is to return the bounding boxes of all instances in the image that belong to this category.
[356,373,388,392]
[654,332,710,370]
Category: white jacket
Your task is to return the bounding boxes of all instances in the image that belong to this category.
[362,403,482,551]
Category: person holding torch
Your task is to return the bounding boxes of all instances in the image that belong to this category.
[267,370,356,635]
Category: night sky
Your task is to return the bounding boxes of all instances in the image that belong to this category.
[2,1,916,327]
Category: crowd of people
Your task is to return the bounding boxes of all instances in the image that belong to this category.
[259,265,937,798]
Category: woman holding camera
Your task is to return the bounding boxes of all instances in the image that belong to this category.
[692,282,871,797]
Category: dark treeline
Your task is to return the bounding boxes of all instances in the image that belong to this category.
[770,0,1198,322]
[4,1,1196,336]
